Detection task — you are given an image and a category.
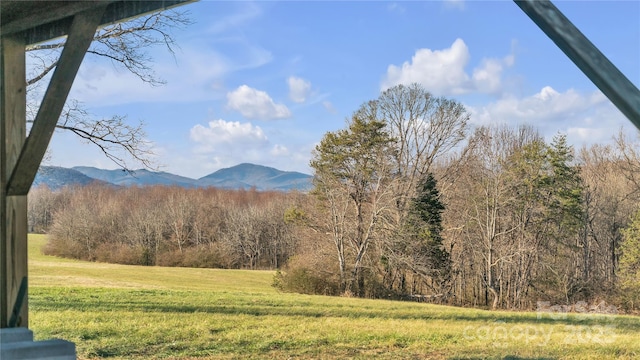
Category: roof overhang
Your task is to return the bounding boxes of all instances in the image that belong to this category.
[1,0,194,45]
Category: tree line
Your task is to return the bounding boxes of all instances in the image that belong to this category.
[30,84,640,311]
[31,185,301,269]
[277,84,640,311]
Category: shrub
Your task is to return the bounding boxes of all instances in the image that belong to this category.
[94,244,151,265]
[179,246,231,269]
[273,267,340,296]
[43,236,86,260]
[155,250,185,267]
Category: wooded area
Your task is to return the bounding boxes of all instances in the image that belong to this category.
[29,84,640,312]
[32,186,300,269]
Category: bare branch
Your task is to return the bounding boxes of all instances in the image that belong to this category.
[26,9,192,170]
[27,60,58,86]
[27,10,191,86]
[29,101,155,171]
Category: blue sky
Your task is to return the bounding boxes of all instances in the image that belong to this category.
[45,0,639,178]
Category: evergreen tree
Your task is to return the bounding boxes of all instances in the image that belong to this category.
[310,108,396,296]
[537,133,588,302]
[406,172,450,285]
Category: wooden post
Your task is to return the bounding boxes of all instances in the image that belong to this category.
[0,6,105,329]
[7,7,106,197]
[0,33,28,328]
[0,0,192,335]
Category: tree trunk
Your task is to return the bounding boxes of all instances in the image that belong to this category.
[488,286,499,310]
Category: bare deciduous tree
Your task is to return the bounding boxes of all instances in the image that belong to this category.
[615,130,640,196]
[27,10,192,170]
[361,84,470,217]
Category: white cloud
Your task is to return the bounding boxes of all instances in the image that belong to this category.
[186,119,312,177]
[270,144,289,156]
[287,76,312,103]
[469,86,629,145]
[190,119,268,153]
[472,58,505,94]
[471,86,603,123]
[68,44,272,107]
[382,38,469,94]
[566,127,607,142]
[227,85,291,120]
[381,38,513,95]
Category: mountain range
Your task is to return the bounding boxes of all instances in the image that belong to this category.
[33,163,313,192]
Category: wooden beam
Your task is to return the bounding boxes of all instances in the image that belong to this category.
[1,1,194,46]
[515,0,640,127]
[1,34,28,328]
[0,1,113,37]
[6,6,106,196]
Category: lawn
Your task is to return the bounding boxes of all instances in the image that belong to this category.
[28,234,640,359]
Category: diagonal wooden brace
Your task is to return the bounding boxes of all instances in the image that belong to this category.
[514,0,640,128]
[6,6,106,196]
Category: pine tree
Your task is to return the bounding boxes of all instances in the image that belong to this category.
[407,172,450,283]
[538,133,588,302]
[546,134,585,237]
[310,110,396,296]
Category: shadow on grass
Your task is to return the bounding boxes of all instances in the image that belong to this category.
[30,287,638,331]
[450,357,555,360]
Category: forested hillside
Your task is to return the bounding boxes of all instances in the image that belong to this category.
[30,84,640,312]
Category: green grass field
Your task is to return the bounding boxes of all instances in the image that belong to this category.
[27,234,640,359]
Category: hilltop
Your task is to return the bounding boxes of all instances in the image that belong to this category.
[34,163,313,191]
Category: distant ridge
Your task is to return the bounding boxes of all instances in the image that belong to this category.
[73,166,198,188]
[198,163,312,191]
[33,166,108,190]
[34,163,313,191]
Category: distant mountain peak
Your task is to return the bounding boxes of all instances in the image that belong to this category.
[198,163,312,191]
[33,166,108,190]
[35,163,312,191]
